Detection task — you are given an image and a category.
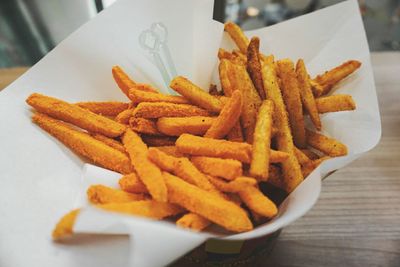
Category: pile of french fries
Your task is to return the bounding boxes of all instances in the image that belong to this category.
[26,22,361,239]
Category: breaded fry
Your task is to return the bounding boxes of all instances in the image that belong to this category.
[141,135,176,147]
[119,172,147,194]
[208,176,257,193]
[170,76,223,113]
[190,156,242,180]
[301,149,320,160]
[87,184,146,204]
[157,116,215,136]
[176,213,211,231]
[314,60,361,95]
[122,129,168,202]
[133,102,210,119]
[147,147,178,172]
[164,172,253,232]
[115,108,134,124]
[294,147,312,166]
[238,186,277,218]
[204,90,242,139]
[32,113,133,174]
[27,93,126,137]
[227,122,244,142]
[128,89,189,105]
[152,146,183,157]
[76,101,130,116]
[269,150,289,163]
[219,59,234,97]
[296,59,321,130]
[133,83,159,93]
[52,209,80,240]
[112,66,157,96]
[249,100,274,180]
[306,129,348,157]
[261,58,303,192]
[90,133,126,154]
[276,59,306,148]
[98,200,183,220]
[301,156,330,177]
[310,80,324,97]
[129,117,160,135]
[224,21,249,54]
[316,94,356,113]
[247,37,265,100]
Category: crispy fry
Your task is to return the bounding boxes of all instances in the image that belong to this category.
[247,37,265,100]
[306,129,348,157]
[296,59,321,130]
[133,102,210,119]
[267,165,285,190]
[122,129,168,202]
[238,186,277,218]
[119,173,147,194]
[128,89,189,105]
[301,156,330,177]
[224,21,249,54]
[314,60,361,95]
[32,113,133,174]
[301,149,320,160]
[316,94,356,113]
[170,76,222,113]
[190,156,242,180]
[208,176,257,193]
[227,122,244,142]
[115,108,134,124]
[176,213,211,231]
[141,135,176,147]
[27,93,126,137]
[112,66,157,96]
[294,147,312,166]
[98,200,183,220]
[204,90,242,139]
[261,58,303,192]
[76,101,130,116]
[90,133,126,154]
[52,209,80,240]
[310,80,324,98]
[219,59,234,97]
[250,100,274,180]
[269,150,289,163]
[152,146,184,157]
[129,117,160,135]
[276,59,306,148]
[157,116,215,136]
[87,185,146,204]
[147,147,178,172]
[164,172,253,232]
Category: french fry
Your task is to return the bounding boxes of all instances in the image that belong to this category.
[164,172,253,232]
[314,60,361,95]
[152,145,184,157]
[227,122,244,142]
[208,84,222,96]
[52,209,80,240]
[112,66,157,96]
[119,173,147,194]
[249,100,274,180]
[32,113,133,174]
[247,37,265,100]
[204,90,243,139]
[170,76,223,113]
[301,149,320,160]
[301,156,330,177]
[133,83,159,93]
[129,117,161,135]
[269,150,289,163]
[176,213,211,231]
[219,59,234,97]
[310,79,325,97]
[267,165,285,190]
[294,147,312,166]
[316,94,356,113]
[141,135,177,147]
[218,48,243,64]
[276,59,306,148]
[261,58,303,192]
[115,108,134,124]
[133,102,210,118]
[190,156,242,180]
[90,133,126,154]
[296,59,321,130]
[147,147,178,172]
[224,21,249,54]
[208,176,257,193]
[122,129,168,202]
[128,89,189,105]
[76,101,130,116]
[157,116,215,136]
[238,186,278,218]
[232,50,247,63]
[87,184,146,204]
[306,129,348,157]
[27,93,126,138]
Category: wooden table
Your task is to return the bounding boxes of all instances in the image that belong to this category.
[1,53,399,266]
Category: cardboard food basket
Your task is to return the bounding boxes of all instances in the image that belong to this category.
[0,0,381,266]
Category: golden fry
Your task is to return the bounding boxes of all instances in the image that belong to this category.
[90,133,126,154]
[27,93,126,137]
[170,76,222,113]
[52,209,80,240]
[247,37,265,100]
[87,184,146,204]
[204,90,242,139]
[176,213,211,231]
[115,108,134,124]
[122,129,168,202]
[164,172,253,232]
[128,89,189,105]
[314,60,361,95]
[157,116,215,136]
[147,147,178,172]
[316,95,356,113]
[152,145,184,157]
[294,147,312,166]
[269,150,289,163]
[224,21,249,54]
[310,80,324,98]
[267,165,285,190]
[296,59,321,130]
[141,135,176,147]
[306,129,348,157]
[112,66,157,96]
[76,101,130,116]
[32,113,133,174]
[238,186,277,218]
[218,48,245,65]
[276,59,306,148]
[208,176,257,193]
[119,172,147,194]
[133,102,210,119]
[129,117,160,135]
[249,100,274,180]
[190,156,242,180]
[301,149,320,160]
[227,122,244,142]
[219,59,234,97]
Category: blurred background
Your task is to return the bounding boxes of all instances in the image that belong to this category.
[0,0,399,68]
